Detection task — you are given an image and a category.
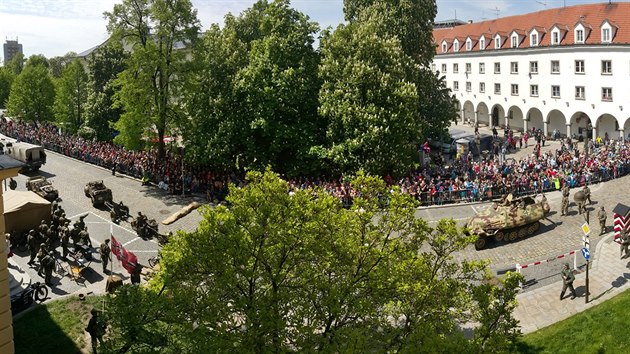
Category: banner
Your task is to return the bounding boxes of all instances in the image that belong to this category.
[111,235,138,274]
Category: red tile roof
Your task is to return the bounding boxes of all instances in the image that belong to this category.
[434,2,630,54]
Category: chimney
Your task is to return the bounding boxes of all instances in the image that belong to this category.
[468,20,473,24]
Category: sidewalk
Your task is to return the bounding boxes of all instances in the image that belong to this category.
[514,232,630,334]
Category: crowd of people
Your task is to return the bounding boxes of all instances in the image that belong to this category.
[2,118,630,207]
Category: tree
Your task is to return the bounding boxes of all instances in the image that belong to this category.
[48,52,78,78]
[53,60,88,133]
[85,44,127,140]
[0,68,15,108]
[105,169,523,352]
[183,0,322,176]
[4,52,25,76]
[105,0,200,155]
[6,57,55,122]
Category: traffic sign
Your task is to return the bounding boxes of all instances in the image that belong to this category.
[581,247,590,260]
[582,235,590,249]
[581,222,591,236]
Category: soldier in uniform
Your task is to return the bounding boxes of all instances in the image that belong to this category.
[27,230,38,265]
[583,184,592,205]
[621,229,630,259]
[60,224,70,260]
[40,252,55,286]
[36,244,49,276]
[598,206,607,235]
[99,239,111,273]
[561,184,570,216]
[85,308,106,353]
[560,263,577,300]
[38,220,49,239]
[79,227,92,248]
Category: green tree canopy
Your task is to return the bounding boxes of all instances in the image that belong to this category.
[53,60,88,133]
[4,52,25,75]
[104,169,523,352]
[0,67,15,108]
[48,52,78,78]
[183,0,323,176]
[6,58,55,122]
[105,0,200,155]
[85,44,127,141]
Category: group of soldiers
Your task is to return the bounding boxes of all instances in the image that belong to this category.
[560,183,608,235]
[26,202,92,286]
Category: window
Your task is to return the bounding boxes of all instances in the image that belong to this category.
[454,41,460,52]
[531,33,538,46]
[511,84,519,95]
[551,60,560,74]
[442,43,447,52]
[602,87,612,101]
[510,62,519,74]
[466,40,472,51]
[441,64,447,73]
[480,38,486,50]
[575,86,585,100]
[530,61,538,74]
[602,60,612,74]
[479,82,486,93]
[453,81,459,91]
[576,29,584,43]
[551,85,561,98]
[479,62,485,74]
[495,37,501,49]
[494,83,501,94]
[530,84,539,97]
[465,63,471,73]
[466,81,472,92]
[552,31,560,45]
[511,35,518,48]
[453,63,459,73]
[575,60,585,74]
[602,28,611,43]
[431,63,436,72]
[494,62,501,74]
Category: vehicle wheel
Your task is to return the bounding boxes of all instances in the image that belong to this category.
[508,231,518,241]
[474,237,487,250]
[91,198,97,207]
[110,211,116,221]
[528,223,540,235]
[148,256,158,268]
[494,231,504,242]
[518,228,527,238]
[34,285,48,303]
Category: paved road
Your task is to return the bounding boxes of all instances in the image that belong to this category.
[7,126,623,297]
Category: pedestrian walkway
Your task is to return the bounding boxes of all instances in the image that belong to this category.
[514,232,630,334]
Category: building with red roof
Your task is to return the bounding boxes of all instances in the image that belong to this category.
[432,2,630,140]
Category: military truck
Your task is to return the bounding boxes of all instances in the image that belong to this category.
[25,176,58,201]
[84,180,113,207]
[5,142,46,172]
[466,194,550,250]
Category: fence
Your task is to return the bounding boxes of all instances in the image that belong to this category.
[514,249,583,290]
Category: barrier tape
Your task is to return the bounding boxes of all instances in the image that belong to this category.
[516,249,579,272]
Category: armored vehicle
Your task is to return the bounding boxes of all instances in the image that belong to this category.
[466,194,550,250]
[25,176,58,201]
[84,180,113,207]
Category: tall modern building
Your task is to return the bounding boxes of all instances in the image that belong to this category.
[3,40,22,64]
[432,2,630,140]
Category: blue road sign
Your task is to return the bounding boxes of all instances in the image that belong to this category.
[582,247,590,260]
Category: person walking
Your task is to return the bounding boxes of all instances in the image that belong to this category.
[85,308,107,353]
[598,206,607,235]
[583,184,592,205]
[561,184,570,216]
[560,263,577,300]
[40,252,55,286]
[621,229,630,259]
[99,239,111,273]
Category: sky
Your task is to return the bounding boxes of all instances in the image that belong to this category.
[0,0,607,60]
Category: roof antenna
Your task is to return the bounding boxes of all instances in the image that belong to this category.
[536,0,547,8]
[454,9,457,20]
[492,6,500,18]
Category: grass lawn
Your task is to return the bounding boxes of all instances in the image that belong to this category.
[13,294,106,354]
[517,288,630,353]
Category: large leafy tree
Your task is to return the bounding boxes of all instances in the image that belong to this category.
[53,60,88,133]
[104,169,523,352]
[0,68,14,108]
[6,55,55,122]
[85,44,128,141]
[183,0,322,176]
[4,52,25,75]
[105,0,200,154]
[48,52,78,79]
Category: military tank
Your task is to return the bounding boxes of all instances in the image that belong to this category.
[466,194,550,250]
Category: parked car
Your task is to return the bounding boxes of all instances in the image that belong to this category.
[25,176,58,201]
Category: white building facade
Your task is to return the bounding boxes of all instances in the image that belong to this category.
[432,2,630,140]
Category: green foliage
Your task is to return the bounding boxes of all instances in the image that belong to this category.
[107,169,522,352]
[85,44,127,141]
[4,52,25,75]
[106,0,200,156]
[25,54,50,69]
[48,52,78,78]
[54,60,88,133]
[7,59,55,122]
[0,67,15,108]
[183,0,322,176]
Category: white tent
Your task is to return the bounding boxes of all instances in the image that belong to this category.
[4,191,51,233]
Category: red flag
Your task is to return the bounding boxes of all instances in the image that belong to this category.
[111,235,138,274]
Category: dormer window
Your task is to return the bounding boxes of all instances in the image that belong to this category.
[494,36,501,49]
[576,29,584,43]
[453,40,460,52]
[466,38,472,51]
[602,28,611,43]
[551,30,560,45]
[530,32,538,46]
[442,42,447,53]
[511,35,518,48]
[480,37,486,50]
